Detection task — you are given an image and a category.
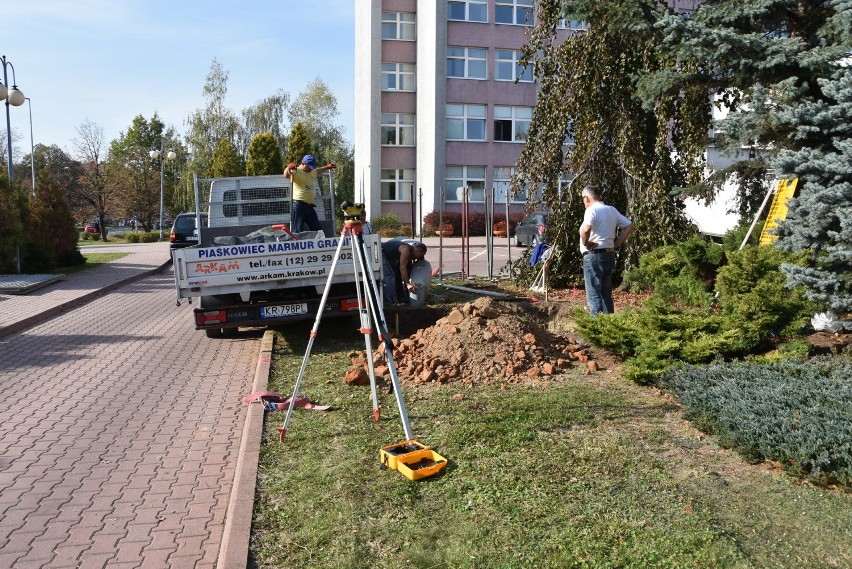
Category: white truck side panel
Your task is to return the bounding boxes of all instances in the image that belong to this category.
[173,234,382,299]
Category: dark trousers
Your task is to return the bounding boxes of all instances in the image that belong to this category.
[291,200,321,232]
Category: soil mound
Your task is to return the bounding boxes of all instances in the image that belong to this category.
[348,297,597,386]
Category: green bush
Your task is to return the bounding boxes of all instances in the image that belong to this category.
[379,226,413,238]
[576,299,741,384]
[21,243,55,272]
[125,232,141,244]
[577,243,818,383]
[140,231,160,243]
[370,212,403,233]
[80,232,91,241]
[662,358,852,486]
[622,236,724,308]
[716,246,818,350]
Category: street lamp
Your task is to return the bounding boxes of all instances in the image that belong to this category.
[1,54,26,188]
[149,142,176,239]
[25,97,34,195]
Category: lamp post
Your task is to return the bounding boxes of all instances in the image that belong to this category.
[1,54,26,188]
[2,55,26,274]
[149,141,176,239]
[25,97,34,195]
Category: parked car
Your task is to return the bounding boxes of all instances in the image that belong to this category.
[513,212,549,247]
[170,212,207,249]
[83,222,100,233]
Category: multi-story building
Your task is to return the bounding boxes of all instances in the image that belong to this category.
[355,0,701,229]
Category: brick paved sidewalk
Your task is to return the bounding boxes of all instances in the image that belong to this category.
[0,243,172,339]
[0,253,261,568]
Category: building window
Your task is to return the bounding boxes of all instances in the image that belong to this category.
[495,0,533,25]
[494,106,532,142]
[495,50,532,82]
[381,113,415,146]
[493,167,528,203]
[381,63,416,91]
[381,169,415,201]
[382,12,415,40]
[446,166,486,203]
[447,104,486,141]
[556,19,588,30]
[448,0,487,22]
[447,47,487,79]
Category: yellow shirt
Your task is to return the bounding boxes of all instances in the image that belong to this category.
[292,168,318,204]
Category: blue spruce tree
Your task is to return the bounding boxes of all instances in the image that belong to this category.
[773,64,852,328]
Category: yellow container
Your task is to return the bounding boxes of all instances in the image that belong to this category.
[379,439,427,470]
[396,449,448,481]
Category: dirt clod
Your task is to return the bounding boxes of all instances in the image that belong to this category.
[353,296,597,386]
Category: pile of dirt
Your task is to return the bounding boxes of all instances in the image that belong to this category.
[346,296,599,386]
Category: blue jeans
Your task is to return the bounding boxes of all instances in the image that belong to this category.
[582,251,616,316]
[291,200,321,233]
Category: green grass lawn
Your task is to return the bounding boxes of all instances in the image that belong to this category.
[251,321,852,569]
[57,251,130,274]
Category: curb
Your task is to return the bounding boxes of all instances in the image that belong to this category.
[0,261,172,340]
[217,329,275,569]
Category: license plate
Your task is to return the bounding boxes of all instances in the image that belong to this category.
[261,303,308,319]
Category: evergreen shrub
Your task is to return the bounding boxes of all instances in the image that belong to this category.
[622,236,724,308]
[125,233,141,244]
[140,232,160,243]
[662,358,852,486]
[370,213,403,233]
[21,243,55,273]
[577,243,817,383]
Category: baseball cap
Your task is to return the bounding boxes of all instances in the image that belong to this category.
[301,154,318,168]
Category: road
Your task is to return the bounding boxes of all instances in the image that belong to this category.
[0,269,260,568]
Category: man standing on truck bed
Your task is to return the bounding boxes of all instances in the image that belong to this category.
[284,154,335,232]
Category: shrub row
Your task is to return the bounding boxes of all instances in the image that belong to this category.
[422,211,526,236]
[125,231,161,243]
[662,358,852,486]
[577,241,818,383]
[80,232,101,241]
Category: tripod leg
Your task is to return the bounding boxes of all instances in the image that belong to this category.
[279,227,351,441]
[353,233,414,440]
[350,235,381,421]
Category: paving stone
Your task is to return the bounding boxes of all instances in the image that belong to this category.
[0,246,259,568]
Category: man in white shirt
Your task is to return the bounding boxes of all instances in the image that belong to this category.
[579,184,635,316]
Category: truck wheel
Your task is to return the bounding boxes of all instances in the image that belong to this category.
[205,328,224,338]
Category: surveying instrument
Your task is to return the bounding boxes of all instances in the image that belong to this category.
[278,201,448,479]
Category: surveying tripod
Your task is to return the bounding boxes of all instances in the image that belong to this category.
[278,202,414,442]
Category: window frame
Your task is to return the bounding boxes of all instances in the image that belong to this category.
[493,106,532,142]
[494,49,533,83]
[381,11,416,40]
[446,104,487,141]
[447,46,488,80]
[492,166,529,204]
[494,0,534,26]
[448,0,488,22]
[445,166,487,203]
[380,168,416,201]
[556,19,588,30]
[381,62,416,92]
[380,113,416,147]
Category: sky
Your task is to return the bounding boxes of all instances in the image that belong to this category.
[1,0,355,158]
